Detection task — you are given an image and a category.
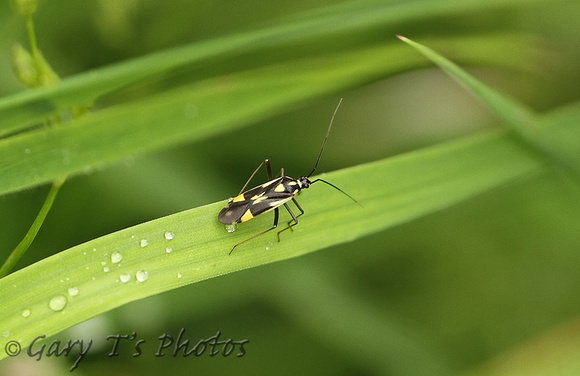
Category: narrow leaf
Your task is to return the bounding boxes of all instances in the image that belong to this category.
[0,129,544,360]
[0,44,402,196]
[0,0,552,135]
[397,35,580,176]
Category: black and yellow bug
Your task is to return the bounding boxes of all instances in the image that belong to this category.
[218,98,362,254]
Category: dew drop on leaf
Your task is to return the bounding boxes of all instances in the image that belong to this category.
[136,270,148,282]
[111,252,122,263]
[49,295,67,311]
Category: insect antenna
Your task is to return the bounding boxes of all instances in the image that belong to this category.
[306,98,343,179]
[310,178,363,208]
[305,98,363,208]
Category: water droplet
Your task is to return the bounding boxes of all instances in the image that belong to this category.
[140,239,148,247]
[85,266,90,270]
[225,224,236,233]
[165,247,172,254]
[120,273,131,283]
[131,235,135,239]
[136,270,148,282]
[2,331,9,337]
[83,252,87,255]
[100,261,107,266]
[68,287,79,296]
[164,231,174,240]
[103,266,110,273]
[92,248,97,252]
[177,273,182,278]
[111,252,122,263]
[24,148,31,154]
[49,295,67,311]
[22,309,31,318]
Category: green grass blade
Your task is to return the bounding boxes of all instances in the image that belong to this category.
[0,44,400,196]
[535,101,580,166]
[0,179,64,278]
[0,32,555,197]
[0,129,544,360]
[397,35,538,128]
[0,0,552,136]
[397,35,580,177]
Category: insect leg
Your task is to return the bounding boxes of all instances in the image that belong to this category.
[290,198,305,218]
[267,160,273,180]
[277,198,305,240]
[237,159,273,195]
[229,207,279,254]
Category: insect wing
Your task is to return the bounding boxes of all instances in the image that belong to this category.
[218,178,295,225]
[218,199,252,225]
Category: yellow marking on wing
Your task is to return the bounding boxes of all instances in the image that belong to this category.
[288,181,297,185]
[250,192,265,200]
[253,196,268,205]
[240,209,254,222]
[232,194,245,202]
[274,183,286,192]
[249,192,268,205]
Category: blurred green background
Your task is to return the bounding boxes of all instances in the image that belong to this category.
[1,0,580,375]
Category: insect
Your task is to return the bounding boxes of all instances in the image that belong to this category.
[218,98,362,254]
